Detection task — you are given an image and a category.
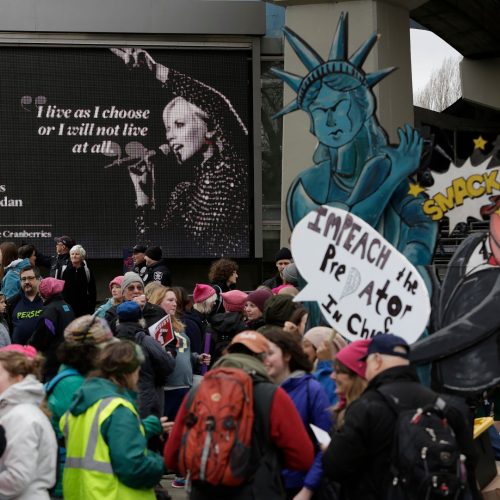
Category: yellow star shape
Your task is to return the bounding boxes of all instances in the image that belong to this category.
[408,183,426,197]
[473,136,487,150]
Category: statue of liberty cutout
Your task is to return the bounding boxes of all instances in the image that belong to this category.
[273,13,437,268]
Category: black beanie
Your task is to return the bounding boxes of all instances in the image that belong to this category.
[274,247,292,262]
[145,246,162,261]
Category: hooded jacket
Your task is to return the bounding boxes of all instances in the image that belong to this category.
[0,375,57,499]
[115,321,175,417]
[64,377,165,491]
[1,258,31,300]
[281,371,331,492]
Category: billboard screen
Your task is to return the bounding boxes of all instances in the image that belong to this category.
[0,46,252,258]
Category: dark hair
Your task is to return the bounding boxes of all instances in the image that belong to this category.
[20,265,41,279]
[289,307,308,326]
[0,242,18,280]
[56,342,99,375]
[18,244,36,260]
[262,327,312,373]
[171,286,192,313]
[208,258,238,283]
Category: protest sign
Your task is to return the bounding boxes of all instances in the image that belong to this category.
[148,314,175,347]
[291,206,431,344]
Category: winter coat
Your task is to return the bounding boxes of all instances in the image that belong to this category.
[143,259,172,287]
[64,377,165,490]
[322,365,480,500]
[313,360,338,405]
[0,375,57,499]
[62,262,97,318]
[262,274,283,290]
[29,294,75,381]
[210,311,247,363]
[281,372,331,492]
[165,353,315,500]
[115,321,175,418]
[180,310,204,355]
[1,258,31,300]
[0,317,10,347]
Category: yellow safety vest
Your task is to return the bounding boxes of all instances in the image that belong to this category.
[60,396,156,500]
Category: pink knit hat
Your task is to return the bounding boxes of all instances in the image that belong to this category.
[193,283,216,304]
[221,290,248,312]
[335,339,371,378]
[39,278,65,299]
[0,344,38,359]
[109,275,124,292]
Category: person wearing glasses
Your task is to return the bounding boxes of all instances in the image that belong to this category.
[105,272,177,357]
[6,266,44,345]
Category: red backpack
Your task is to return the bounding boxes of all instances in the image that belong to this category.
[178,367,255,486]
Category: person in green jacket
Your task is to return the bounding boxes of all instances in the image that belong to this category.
[60,339,166,500]
[45,315,117,498]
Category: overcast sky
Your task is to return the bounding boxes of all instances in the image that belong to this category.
[410,28,462,93]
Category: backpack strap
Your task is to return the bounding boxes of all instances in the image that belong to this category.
[45,368,81,395]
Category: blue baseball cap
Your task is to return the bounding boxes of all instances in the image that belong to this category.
[360,334,409,360]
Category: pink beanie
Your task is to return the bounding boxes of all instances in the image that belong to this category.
[221,290,248,312]
[39,278,65,299]
[0,344,38,359]
[109,275,124,292]
[193,283,216,304]
[335,339,371,378]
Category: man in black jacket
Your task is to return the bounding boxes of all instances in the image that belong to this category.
[142,246,171,287]
[323,334,480,500]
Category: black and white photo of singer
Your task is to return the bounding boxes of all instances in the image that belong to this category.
[109,48,249,257]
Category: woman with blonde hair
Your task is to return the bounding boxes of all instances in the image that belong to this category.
[332,340,370,429]
[303,327,347,405]
[148,285,209,489]
[0,345,57,499]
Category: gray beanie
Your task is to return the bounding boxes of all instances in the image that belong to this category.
[282,263,299,286]
[121,271,143,293]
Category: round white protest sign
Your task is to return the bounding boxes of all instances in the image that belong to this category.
[291,206,430,344]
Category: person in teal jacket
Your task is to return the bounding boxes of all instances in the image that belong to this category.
[61,340,165,499]
[1,258,30,300]
[45,315,117,498]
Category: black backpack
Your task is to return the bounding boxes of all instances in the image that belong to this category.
[378,387,467,500]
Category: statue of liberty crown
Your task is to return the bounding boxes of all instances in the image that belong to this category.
[272,12,396,119]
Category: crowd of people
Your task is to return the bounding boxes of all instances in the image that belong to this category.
[0,239,484,499]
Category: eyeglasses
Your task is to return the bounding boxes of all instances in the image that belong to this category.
[21,276,37,282]
[126,284,144,292]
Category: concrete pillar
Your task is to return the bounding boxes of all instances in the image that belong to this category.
[271,0,422,246]
[460,57,500,111]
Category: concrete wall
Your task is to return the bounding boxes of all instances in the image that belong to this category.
[0,0,265,35]
[461,57,500,112]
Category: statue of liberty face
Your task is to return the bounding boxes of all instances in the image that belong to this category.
[308,84,367,149]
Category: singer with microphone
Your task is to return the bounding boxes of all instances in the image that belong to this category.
[110,48,250,258]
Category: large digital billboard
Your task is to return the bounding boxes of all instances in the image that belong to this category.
[0,46,252,258]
